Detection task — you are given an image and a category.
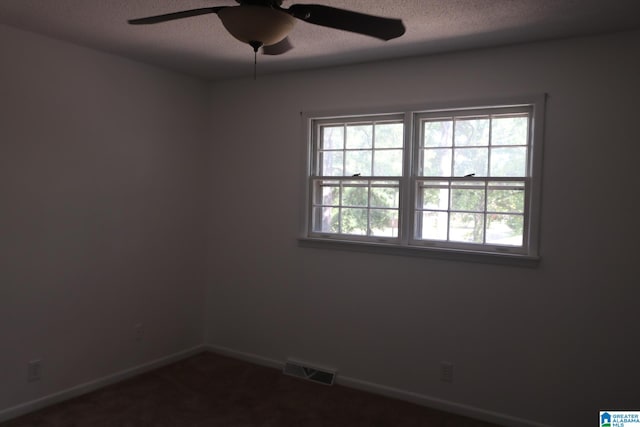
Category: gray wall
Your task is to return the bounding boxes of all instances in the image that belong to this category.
[205,30,640,426]
[0,25,210,412]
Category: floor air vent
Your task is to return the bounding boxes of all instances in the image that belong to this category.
[283,360,336,385]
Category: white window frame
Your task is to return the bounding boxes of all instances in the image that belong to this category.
[299,95,545,266]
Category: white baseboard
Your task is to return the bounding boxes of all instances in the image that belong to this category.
[205,344,283,370]
[336,375,550,427]
[205,344,550,427]
[0,345,206,423]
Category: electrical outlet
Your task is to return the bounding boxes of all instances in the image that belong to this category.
[134,323,143,342]
[440,362,454,383]
[27,360,42,382]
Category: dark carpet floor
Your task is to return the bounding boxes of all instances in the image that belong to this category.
[2,352,502,427]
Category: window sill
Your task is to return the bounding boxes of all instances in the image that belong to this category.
[297,237,540,268]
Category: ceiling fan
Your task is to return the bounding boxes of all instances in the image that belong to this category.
[128,0,406,56]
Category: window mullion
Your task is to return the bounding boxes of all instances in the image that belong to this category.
[401,111,414,245]
[367,179,372,236]
[487,114,494,242]
[483,180,488,244]
[342,124,347,178]
[371,123,376,177]
[447,180,452,241]
[451,118,456,177]
[338,180,344,234]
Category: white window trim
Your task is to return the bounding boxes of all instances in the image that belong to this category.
[299,94,546,267]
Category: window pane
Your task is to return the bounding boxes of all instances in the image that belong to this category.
[490,147,527,177]
[423,120,453,148]
[314,180,340,206]
[321,126,344,149]
[450,212,484,243]
[342,184,368,207]
[418,211,448,240]
[420,186,449,210]
[370,209,399,237]
[346,124,372,149]
[341,208,368,235]
[371,185,399,208]
[486,214,524,246]
[451,185,485,212]
[345,150,372,176]
[375,122,403,148]
[313,207,339,233]
[453,148,488,176]
[487,186,524,213]
[455,118,489,147]
[373,149,402,176]
[320,151,343,176]
[421,149,452,176]
[492,116,528,146]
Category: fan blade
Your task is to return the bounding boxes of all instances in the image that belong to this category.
[263,37,294,55]
[128,7,226,25]
[286,4,405,41]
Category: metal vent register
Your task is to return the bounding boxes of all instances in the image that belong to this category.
[283,360,336,385]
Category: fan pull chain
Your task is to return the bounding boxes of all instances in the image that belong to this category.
[249,41,262,81]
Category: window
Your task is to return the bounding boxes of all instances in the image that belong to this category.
[311,116,404,239]
[302,96,545,263]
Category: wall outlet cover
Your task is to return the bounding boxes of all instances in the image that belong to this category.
[440,361,454,383]
[27,360,42,382]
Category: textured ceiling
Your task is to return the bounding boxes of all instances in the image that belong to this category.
[1,0,639,80]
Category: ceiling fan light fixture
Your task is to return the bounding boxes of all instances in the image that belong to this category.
[217,6,296,47]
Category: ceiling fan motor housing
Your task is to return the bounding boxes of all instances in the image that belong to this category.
[236,0,284,5]
[218,5,295,47]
